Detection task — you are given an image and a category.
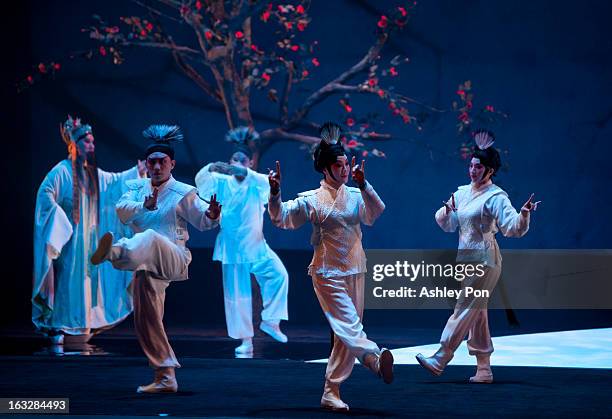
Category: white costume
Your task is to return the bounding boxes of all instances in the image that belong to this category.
[433,182,529,366]
[195,164,288,340]
[33,159,139,336]
[107,176,218,369]
[268,179,386,395]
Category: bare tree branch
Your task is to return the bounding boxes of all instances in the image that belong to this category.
[279,61,294,126]
[288,33,388,127]
[172,51,222,102]
[259,127,320,145]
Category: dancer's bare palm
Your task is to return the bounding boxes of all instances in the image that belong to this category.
[268,161,281,194]
[144,187,159,211]
[351,156,366,188]
[443,193,457,214]
[206,194,222,219]
[521,193,541,215]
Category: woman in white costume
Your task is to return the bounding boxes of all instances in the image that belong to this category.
[267,122,394,411]
[33,115,144,344]
[416,129,540,383]
[91,125,220,394]
[195,127,289,356]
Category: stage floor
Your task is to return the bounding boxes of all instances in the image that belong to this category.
[1,325,612,417]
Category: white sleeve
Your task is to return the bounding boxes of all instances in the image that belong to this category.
[486,194,530,238]
[358,181,385,226]
[268,191,309,230]
[177,191,219,231]
[435,206,459,232]
[115,188,145,225]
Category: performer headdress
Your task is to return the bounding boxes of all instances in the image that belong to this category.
[313,122,346,174]
[143,124,183,159]
[225,126,259,159]
[471,129,501,175]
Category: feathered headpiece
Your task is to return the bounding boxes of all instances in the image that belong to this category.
[225,126,259,158]
[314,122,346,174]
[143,124,183,159]
[473,129,495,150]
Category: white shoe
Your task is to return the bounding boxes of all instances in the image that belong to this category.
[91,232,114,265]
[469,354,493,383]
[259,321,288,343]
[234,339,253,355]
[416,347,454,377]
[364,349,394,384]
[137,367,178,394]
[320,382,349,411]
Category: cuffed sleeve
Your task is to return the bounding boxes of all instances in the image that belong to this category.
[486,194,530,238]
[358,181,385,226]
[268,191,309,230]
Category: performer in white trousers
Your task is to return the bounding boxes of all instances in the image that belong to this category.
[195,127,289,355]
[91,125,220,393]
[416,130,540,383]
[33,115,145,345]
[267,122,394,411]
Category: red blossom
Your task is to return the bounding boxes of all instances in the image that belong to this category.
[393,109,400,115]
[389,67,398,77]
[362,150,369,157]
[205,30,213,40]
[485,105,495,112]
[346,118,355,127]
[140,29,147,37]
[99,46,107,56]
[180,5,190,16]
[290,45,299,52]
[458,112,469,121]
[53,63,61,70]
[262,73,271,82]
[195,0,202,10]
[296,4,305,14]
[402,115,411,124]
[297,22,306,31]
[377,15,388,28]
[456,89,466,96]
[312,57,320,66]
[261,10,271,22]
[235,31,244,39]
[347,140,358,148]
[26,75,33,84]
[285,21,293,30]
[466,101,473,109]
[368,78,377,87]
[38,63,46,73]
[398,6,407,16]
[377,89,385,98]
[145,22,154,31]
[345,105,353,113]
[251,44,259,51]
[302,70,309,77]
[105,26,120,34]
[388,102,397,109]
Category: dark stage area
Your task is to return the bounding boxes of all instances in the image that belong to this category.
[3,349,611,418]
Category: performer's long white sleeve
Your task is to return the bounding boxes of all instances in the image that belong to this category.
[435,206,459,232]
[485,194,530,238]
[176,192,219,231]
[358,181,386,226]
[268,191,310,230]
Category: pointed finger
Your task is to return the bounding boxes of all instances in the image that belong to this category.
[451,193,456,209]
[276,161,281,178]
[360,159,365,172]
[351,156,356,170]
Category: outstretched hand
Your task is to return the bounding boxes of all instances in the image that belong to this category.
[521,193,541,215]
[268,161,281,194]
[351,156,366,188]
[144,187,159,211]
[205,194,222,220]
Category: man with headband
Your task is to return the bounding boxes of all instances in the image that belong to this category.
[33,115,145,345]
[195,127,289,356]
[90,125,221,394]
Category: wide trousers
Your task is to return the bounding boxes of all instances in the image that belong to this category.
[312,273,380,386]
[222,250,289,339]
